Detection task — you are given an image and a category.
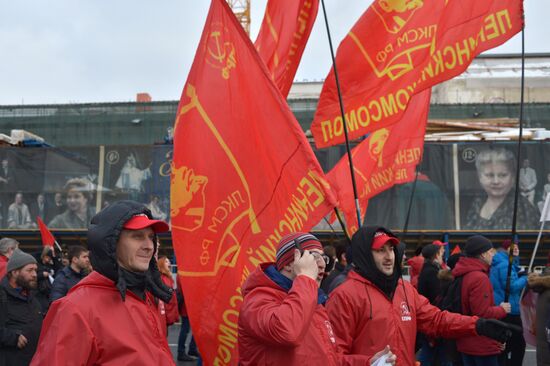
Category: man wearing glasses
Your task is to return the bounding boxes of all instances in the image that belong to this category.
[238,232,395,365]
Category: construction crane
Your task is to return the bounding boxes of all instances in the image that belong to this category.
[227,0,251,35]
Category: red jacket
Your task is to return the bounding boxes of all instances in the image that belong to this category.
[452,256,507,356]
[0,254,8,279]
[238,263,370,366]
[407,255,424,288]
[31,271,175,366]
[326,270,478,366]
[160,274,179,326]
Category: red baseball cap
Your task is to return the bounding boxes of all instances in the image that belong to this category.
[372,230,399,250]
[123,214,169,233]
[433,240,448,246]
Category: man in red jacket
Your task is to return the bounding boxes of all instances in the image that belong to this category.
[453,235,511,366]
[326,226,514,366]
[238,232,395,365]
[31,201,175,366]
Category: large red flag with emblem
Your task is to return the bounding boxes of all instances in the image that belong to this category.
[311,0,523,148]
[254,0,319,97]
[170,0,337,364]
[328,89,430,235]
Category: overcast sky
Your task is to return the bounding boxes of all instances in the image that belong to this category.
[1,0,547,105]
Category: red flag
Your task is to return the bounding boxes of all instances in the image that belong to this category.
[170,0,336,364]
[254,0,319,97]
[311,0,523,147]
[37,217,55,247]
[327,89,431,236]
[451,245,461,255]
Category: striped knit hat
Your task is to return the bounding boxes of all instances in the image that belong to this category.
[275,232,323,271]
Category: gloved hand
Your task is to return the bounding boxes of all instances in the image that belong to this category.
[475,319,515,343]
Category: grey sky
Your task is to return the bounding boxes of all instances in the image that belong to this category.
[1,0,547,105]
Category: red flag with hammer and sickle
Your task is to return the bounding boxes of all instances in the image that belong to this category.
[171,0,336,364]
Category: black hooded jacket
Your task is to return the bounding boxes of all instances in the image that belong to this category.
[351,226,403,300]
[87,200,172,303]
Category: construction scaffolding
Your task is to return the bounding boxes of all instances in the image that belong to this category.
[227,0,251,35]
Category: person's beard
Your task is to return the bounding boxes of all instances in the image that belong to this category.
[16,275,37,290]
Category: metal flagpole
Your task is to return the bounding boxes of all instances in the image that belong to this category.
[333,208,352,244]
[528,193,550,272]
[401,170,419,241]
[320,0,362,228]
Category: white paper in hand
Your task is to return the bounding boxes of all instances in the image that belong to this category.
[371,353,392,366]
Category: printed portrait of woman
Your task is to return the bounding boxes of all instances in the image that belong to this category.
[48,178,95,229]
[464,148,539,230]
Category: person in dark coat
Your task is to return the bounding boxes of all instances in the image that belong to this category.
[0,249,43,366]
[327,245,353,294]
[50,245,89,303]
[321,241,347,293]
[33,247,62,314]
[417,244,451,366]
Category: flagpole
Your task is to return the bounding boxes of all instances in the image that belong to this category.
[54,240,63,253]
[401,170,419,241]
[320,0,362,228]
[333,208,351,244]
[505,26,526,302]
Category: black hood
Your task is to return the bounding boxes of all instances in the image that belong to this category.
[351,225,402,299]
[87,200,172,303]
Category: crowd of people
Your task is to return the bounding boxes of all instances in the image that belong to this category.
[0,200,200,366]
[0,199,549,365]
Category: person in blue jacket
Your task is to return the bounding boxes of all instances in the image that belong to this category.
[490,240,527,366]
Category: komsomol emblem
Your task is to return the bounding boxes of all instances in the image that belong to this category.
[373,0,424,34]
[368,128,390,168]
[170,165,208,232]
[349,0,434,81]
[172,85,260,277]
[205,22,237,80]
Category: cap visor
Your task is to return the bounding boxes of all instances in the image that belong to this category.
[123,216,169,233]
[372,236,400,249]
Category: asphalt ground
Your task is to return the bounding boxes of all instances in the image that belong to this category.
[166,323,537,365]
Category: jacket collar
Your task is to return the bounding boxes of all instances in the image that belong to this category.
[263,264,328,305]
[0,276,33,302]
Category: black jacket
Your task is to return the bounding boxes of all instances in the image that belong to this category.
[321,261,345,293]
[0,277,43,366]
[417,260,443,306]
[34,256,62,313]
[50,266,86,303]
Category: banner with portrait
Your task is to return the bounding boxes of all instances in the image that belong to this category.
[0,141,548,232]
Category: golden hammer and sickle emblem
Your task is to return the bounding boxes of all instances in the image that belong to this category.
[206,28,237,80]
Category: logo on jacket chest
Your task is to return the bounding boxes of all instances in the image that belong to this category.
[324,320,337,344]
[400,301,412,321]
